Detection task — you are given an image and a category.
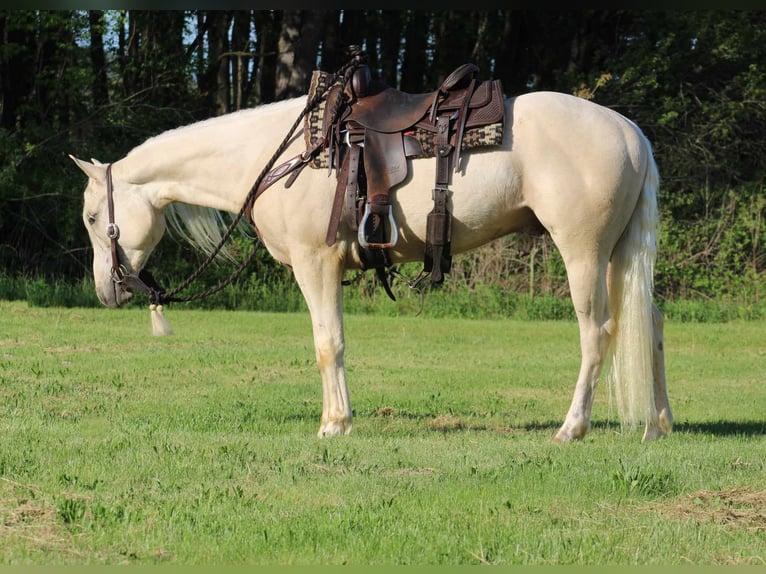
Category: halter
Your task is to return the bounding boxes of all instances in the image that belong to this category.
[105,163,167,305]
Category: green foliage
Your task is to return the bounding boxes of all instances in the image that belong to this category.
[24,276,100,308]
[656,185,765,301]
[4,270,764,322]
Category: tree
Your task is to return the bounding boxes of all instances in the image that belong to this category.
[0,11,36,130]
[88,10,108,107]
[275,10,323,100]
[399,11,430,92]
[202,10,232,115]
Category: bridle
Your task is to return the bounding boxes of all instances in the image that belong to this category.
[100,48,368,310]
[105,163,167,305]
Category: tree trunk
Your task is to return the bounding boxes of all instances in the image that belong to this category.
[122,11,187,105]
[378,10,402,87]
[275,10,323,100]
[123,10,141,96]
[400,11,429,92]
[202,11,231,116]
[116,10,126,95]
[471,11,500,79]
[431,11,477,85]
[494,10,531,94]
[339,10,365,52]
[0,12,35,129]
[254,10,280,104]
[319,11,342,72]
[293,11,323,93]
[275,10,300,100]
[88,10,109,107]
[230,10,252,110]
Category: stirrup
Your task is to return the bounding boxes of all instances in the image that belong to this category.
[358,203,398,249]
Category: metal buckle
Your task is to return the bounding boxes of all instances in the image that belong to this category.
[432,186,449,200]
[105,222,120,240]
[110,264,128,285]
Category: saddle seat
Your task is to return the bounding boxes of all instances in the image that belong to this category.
[344,63,480,134]
[344,83,435,134]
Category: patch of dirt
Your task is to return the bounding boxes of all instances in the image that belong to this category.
[0,479,79,559]
[428,414,465,432]
[655,487,766,532]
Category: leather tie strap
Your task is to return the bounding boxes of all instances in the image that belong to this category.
[105,163,123,283]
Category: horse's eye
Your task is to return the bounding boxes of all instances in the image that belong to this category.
[87,214,97,224]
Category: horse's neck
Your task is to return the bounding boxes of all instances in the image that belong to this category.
[120,97,307,214]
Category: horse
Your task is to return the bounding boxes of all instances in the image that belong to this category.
[71,89,673,442]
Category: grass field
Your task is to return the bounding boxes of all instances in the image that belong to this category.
[0,300,764,565]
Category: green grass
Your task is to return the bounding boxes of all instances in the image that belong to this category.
[0,300,764,565]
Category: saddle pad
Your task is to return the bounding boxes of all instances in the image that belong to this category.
[305,70,340,170]
[304,70,505,170]
[408,122,505,159]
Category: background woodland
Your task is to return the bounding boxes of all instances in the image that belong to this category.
[0,10,763,309]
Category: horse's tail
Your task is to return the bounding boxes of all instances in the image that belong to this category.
[606,132,660,433]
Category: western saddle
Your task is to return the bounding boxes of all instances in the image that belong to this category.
[250,48,505,298]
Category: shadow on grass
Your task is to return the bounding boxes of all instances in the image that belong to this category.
[672,420,766,437]
[521,419,766,437]
[362,409,766,438]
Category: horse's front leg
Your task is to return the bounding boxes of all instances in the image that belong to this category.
[290,247,353,437]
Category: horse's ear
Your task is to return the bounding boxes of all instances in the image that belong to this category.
[69,155,106,183]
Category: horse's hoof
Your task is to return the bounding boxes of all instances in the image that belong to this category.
[317,419,352,437]
[658,408,673,435]
[642,410,673,442]
[552,421,588,443]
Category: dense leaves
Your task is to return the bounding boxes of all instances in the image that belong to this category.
[0,10,763,304]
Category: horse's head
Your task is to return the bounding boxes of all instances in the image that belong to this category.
[71,156,166,308]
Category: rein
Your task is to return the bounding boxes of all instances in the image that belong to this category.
[104,48,367,311]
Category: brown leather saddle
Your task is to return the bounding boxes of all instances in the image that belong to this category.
[251,56,505,297]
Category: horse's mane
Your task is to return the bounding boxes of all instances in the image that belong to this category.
[158,97,304,261]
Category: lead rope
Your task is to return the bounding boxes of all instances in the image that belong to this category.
[144,49,366,336]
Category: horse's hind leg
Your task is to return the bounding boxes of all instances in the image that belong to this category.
[553,255,614,442]
[643,303,673,440]
[290,247,353,437]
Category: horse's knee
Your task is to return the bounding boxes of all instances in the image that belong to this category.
[313,330,344,371]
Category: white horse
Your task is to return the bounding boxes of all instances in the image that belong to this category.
[72,90,673,442]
